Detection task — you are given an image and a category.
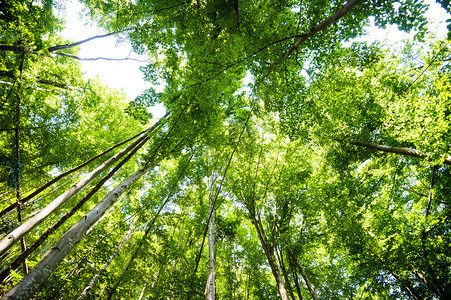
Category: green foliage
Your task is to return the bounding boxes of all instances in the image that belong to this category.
[1,0,451,299]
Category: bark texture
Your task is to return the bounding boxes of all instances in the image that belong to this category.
[2,165,151,300]
[77,219,136,300]
[351,140,451,165]
[0,115,167,256]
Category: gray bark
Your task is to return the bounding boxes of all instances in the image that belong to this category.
[77,219,137,300]
[288,248,318,300]
[205,174,216,300]
[0,115,168,256]
[1,165,151,300]
[351,140,451,165]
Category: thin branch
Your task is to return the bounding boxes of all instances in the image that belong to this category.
[47,32,121,53]
[0,70,72,90]
[351,140,451,165]
[51,52,149,63]
[260,0,361,83]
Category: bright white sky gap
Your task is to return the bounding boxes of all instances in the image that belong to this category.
[60,0,449,117]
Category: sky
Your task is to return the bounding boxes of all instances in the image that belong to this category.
[59,0,450,118]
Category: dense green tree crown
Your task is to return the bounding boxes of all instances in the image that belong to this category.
[1,0,451,299]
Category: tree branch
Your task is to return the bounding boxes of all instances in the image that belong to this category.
[47,32,120,52]
[260,0,361,83]
[51,52,149,63]
[351,140,451,165]
[0,70,72,90]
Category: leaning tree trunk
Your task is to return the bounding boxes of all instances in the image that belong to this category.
[77,218,137,300]
[0,136,148,282]
[251,217,289,300]
[350,140,451,165]
[1,164,152,300]
[287,246,318,300]
[276,246,297,300]
[0,115,167,256]
[0,125,149,219]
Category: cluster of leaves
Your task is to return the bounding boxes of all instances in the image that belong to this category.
[1,0,451,299]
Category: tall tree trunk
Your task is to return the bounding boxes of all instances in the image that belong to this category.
[251,217,289,300]
[77,218,137,300]
[287,247,318,300]
[13,50,28,275]
[0,136,148,282]
[0,125,151,218]
[205,174,216,300]
[2,165,152,300]
[0,114,167,256]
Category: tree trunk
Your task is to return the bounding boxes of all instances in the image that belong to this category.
[0,125,150,219]
[251,217,289,300]
[77,218,137,300]
[0,136,148,282]
[0,115,167,256]
[13,51,28,275]
[276,246,297,300]
[287,247,318,300]
[105,195,174,300]
[2,165,152,300]
[205,175,216,300]
[289,257,304,300]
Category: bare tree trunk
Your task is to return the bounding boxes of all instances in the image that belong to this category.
[0,125,150,218]
[287,247,318,300]
[205,174,216,300]
[0,115,167,256]
[2,165,152,300]
[77,218,137,300]
[0,136,148,282]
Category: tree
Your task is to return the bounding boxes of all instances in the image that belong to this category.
[1,0,451,299]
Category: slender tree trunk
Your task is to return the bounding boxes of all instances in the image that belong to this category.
[312,259,334,297]
[137,265,154,300]
[168,226,185,299]
[288,257,304,300]
[106,152,193,300]
[77,218,137,300]
[13,50,28,275]
[261,0,361,82]
[0,115,168,256]
[2,165,152,300]
[276,246,297,300]
[287,247,318,300]
[419,168,443,297]
[251,217,289,300]
[0,125,150,218]
[0,136,148,282]
[353,232,423,300]
[233,241,242,299]
[205,176,216,300]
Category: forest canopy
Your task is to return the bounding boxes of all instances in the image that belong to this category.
[1,0,451,299]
